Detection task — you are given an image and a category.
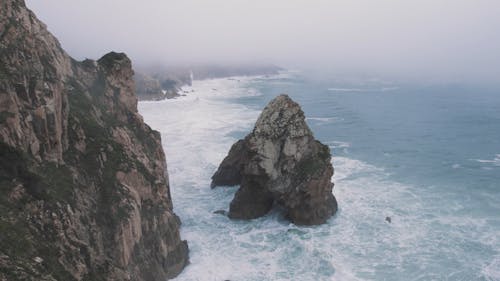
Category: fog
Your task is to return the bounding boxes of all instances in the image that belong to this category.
[25,0,500,83]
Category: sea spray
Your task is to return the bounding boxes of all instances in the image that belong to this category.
[139,74,500,280]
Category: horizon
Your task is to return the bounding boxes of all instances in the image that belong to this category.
[25,0,500,84]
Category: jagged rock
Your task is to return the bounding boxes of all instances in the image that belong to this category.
[134,72,181,101]
[0,1,188,280]
[211,94,337,225]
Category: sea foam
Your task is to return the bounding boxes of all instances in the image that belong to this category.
[139,76,500,281]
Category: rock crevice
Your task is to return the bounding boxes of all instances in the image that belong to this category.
[211,94,337,225]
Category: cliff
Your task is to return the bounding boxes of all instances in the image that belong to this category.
[134,63,282,101]
[0,0,188,280]
[134,72,185,101]
[211,95,337,225]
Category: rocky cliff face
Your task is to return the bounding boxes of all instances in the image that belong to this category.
[0,0,188,280]
[211,95,337,225]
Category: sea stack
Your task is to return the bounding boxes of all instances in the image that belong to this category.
[211,95,337,225]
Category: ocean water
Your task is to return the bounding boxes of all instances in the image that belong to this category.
[138,73,500,281]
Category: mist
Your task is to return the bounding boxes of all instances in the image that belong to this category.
[25,0,500,83]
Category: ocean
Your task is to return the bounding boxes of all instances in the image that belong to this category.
[138,72,500,281]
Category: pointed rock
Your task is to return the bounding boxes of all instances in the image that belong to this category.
[211,94,337,225]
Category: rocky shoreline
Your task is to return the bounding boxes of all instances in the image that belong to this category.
[134,64,282,101]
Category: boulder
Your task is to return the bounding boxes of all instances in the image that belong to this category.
[211,95,337,225]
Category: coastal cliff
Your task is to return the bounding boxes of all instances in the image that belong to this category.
[134,64,282,101]
[211,95,337,225]
[134,72,187,101]
[0,0,188,280]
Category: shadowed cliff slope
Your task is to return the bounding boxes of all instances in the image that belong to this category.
[0,0,188,280]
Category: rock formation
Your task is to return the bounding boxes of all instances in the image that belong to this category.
[211,95,337,225]
[134,63,283,101]
[134,72,181,101]
[0,1,188,280]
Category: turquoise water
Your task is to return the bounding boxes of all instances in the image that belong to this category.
[139,73,500,280]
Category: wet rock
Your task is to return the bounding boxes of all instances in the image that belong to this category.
[210,139,250,188]
[211,95,337,225]
[213,210,228,216]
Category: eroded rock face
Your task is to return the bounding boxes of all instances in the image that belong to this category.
[0,1,188,280]
[211,94,337,225]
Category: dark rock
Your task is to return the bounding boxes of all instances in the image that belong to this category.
[386,216,392,223]
[210,139,248,188]
[228,181,274,219]
[211,95,337,225]
[213,210,228,216]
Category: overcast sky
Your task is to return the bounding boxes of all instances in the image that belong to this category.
[25,0,500,82]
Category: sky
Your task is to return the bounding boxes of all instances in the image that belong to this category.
[25,0,500,83]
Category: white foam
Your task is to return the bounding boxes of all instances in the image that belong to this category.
[482,256,500,280]
[141,80,406,280]
[139,77,500,281]
[324,141,351,154]
[326,141,350,148]
[140,78,260,190]
[472,154,500,167]
[306,117,339,125]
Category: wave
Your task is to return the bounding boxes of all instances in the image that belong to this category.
[472,154,500,166]
[324,140,350,148]
[306,117,339,125]
[327,87,399,92]
[139,76,500,281]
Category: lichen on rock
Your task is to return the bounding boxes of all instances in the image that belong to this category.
[211,94,338,225]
